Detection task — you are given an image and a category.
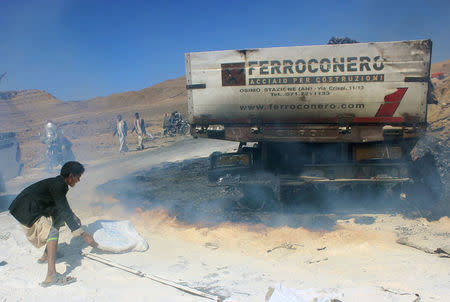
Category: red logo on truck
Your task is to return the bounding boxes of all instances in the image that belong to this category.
[376,88,408,117]
[354,88,407,123]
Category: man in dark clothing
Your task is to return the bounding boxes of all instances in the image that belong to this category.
[9,161,98,287]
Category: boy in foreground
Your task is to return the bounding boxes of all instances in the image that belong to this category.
[9,161,98,287]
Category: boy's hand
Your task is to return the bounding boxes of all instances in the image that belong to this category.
[82,232,99,248]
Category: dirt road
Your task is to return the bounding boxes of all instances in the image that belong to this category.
[1,137,449,302]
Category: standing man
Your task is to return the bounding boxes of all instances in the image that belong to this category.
[8,161,98,287]
[131,112,147,150]
[113,114,128,153]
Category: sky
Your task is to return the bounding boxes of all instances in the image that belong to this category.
[1,0,449,101]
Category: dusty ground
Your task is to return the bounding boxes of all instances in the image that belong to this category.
[1,137,449,302]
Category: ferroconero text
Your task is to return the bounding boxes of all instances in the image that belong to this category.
[248,56,384,75]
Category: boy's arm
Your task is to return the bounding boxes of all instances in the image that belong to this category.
[81,232,98,248]
[49,181,83,234]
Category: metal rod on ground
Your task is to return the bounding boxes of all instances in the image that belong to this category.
[81,251,222,302]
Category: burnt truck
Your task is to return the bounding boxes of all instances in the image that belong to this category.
[185,40,436,202]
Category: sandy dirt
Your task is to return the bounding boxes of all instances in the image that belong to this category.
[1,137,449,302]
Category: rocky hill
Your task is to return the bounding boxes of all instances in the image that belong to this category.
[57,77,188,143]
[2,78,186,134]
[0,76,187,167]
[0,90,63,133]
[429,59,450,142]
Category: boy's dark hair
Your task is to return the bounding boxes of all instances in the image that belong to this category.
[60,161,85,178]
[135,112,139,117]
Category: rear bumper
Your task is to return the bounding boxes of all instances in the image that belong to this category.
[192,123,426,143]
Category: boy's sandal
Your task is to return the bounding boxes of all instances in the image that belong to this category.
[40,273,76,287]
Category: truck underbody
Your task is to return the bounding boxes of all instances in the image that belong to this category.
[206,137,418,200]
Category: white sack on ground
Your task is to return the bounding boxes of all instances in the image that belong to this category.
[266,284,343,302]
[90,220,149,253]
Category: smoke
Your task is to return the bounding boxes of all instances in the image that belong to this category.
[96,159,236,227]
[406,135,449,220]
[94,155,441,233]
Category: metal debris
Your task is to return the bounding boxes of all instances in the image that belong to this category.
[305,257,328,264]
[267,242,303,253]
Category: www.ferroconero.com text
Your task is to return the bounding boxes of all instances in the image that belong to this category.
[239,103,365,111]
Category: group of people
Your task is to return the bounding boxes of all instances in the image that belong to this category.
[113,112,153,153]
[11,111,156,287]
[8,111,185,287]
[114,111,186,152]
[41,110,181,161]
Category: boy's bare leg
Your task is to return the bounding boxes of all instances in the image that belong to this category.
[43,240,58,283]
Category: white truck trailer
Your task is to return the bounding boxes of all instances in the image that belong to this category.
[185,40,434,201]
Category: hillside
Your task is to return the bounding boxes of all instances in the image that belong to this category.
[59,77,188,142]
[0,90,66,135]
[0,77,187,168]
[429,59,450,141]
